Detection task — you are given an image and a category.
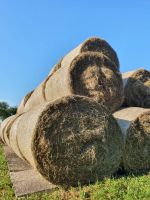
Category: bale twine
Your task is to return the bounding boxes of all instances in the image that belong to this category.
[23,52,123,113]
[123,69,150,108]
[49,37,120,75]
[113,107,150,174]
[17,90,34,113]
[1,95,123,186]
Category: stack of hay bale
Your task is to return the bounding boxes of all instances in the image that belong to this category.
[114,68,150,174]
[0,37,150,186]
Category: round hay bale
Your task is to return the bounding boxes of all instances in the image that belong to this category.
[1,95,123,186]
[123,69,150,108]
[113,107,150,173]
[23,52,123,113]
[50,37,119,75]
[0,115,24,148]
[0,137,3,144]
[23,78,50,113]
[44,52,123,112]
[0,123,3,144]
[0,115,16,145]
[17,90,34,113]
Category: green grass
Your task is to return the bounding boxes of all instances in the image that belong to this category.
[0,143,150,200]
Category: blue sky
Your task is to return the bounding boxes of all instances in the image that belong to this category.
[0,0,150,106]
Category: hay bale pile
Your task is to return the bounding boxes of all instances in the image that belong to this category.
[1,36,150,186]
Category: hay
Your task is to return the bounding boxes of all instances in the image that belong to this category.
[50,37,119,75]
[17,91,34,113]
[113,107,150,173]
[1,95,123,186]
[123,69,150,107]
[21,52,123,113]
[22,79,49,113]
[0,115,16,145]
[44,52,123,112]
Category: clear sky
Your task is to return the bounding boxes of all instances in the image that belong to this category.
[0,0,150,106]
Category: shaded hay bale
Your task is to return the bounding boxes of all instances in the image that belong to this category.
[123,69,150,108]
[0,123,4,144]
[50,37,120,75]
[113,107,150,174]
[1,95,123,186]
[0,138,3,144]
[23,52,123,113]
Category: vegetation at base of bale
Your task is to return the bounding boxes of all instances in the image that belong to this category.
[0,144,14,199]
[1,143,150,200]
[0,102,17,121]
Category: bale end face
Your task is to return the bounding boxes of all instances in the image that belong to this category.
[32,96,123,186]
[81,37,120,69]
[124,69,150,108]
[70,52,123,112]
[124,110,150,173]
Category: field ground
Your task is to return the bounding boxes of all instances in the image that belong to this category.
[0,143,150,200]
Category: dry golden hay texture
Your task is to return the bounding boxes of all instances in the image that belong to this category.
[17,90,34,113]
[50,37,120,75]
[113,107,150,174]
[22,52,123,113]
[20,78,49,113]
[0,123,4,144]
[0,95,123,186]
[0,115,16,145]
[0,138,3,144]
[123,69,150,108]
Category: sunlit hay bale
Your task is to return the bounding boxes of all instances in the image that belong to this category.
[0,138,3,144]
[1,95,123,186]
[50,37,119,76]
[17,90,34,113]
[20,77,51,113]
[0,115,16,146]
[113,107,150,174]
[23,52,123,113]
[44,52,123,112]
[123,69,150,108]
